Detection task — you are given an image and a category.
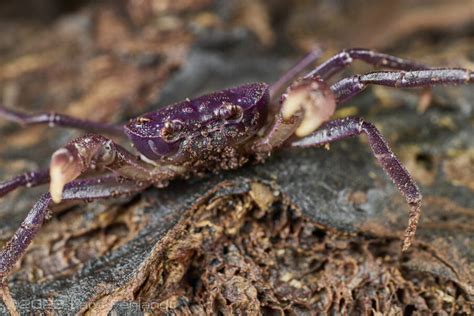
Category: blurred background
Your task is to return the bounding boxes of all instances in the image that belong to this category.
[0,0,472,115]
[0,0,473,314]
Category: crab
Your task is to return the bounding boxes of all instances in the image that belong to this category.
[0,48,472,311]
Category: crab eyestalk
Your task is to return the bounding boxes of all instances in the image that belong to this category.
[281,76,336,137]
[50,147,83,203]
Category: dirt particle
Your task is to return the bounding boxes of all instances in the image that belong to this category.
[249,181,274,210]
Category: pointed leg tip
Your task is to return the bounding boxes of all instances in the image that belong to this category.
[402,202,422,252]
[402,226,417,252]
[401,228,415,252]
[0,284,20,316]
[401,239,412,252]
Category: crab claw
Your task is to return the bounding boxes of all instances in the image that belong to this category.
[282,77,336,137]
[49,148,82,203]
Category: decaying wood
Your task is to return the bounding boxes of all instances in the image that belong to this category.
[0,0,472,314]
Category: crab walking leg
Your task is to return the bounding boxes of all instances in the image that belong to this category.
[0,169,50,198]
[331,68,473,104]
[291,117,422,251]
[49,134,179,203]
[269,48,323,99]
[305,48,427,80]
[0,176,150,306]
[0,105,123,135]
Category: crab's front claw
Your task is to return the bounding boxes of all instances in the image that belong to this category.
[50,147,83,203]
[281,76,336,137]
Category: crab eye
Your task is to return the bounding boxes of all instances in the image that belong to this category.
[216,103,243,122]
[98,140,115,164]
[160,120,184,143]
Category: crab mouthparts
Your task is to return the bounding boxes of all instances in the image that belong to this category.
[49,148,82,203]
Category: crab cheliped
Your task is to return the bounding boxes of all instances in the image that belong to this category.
[0,48,473,308]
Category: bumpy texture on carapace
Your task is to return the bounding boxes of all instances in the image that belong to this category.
[125,83,269,162]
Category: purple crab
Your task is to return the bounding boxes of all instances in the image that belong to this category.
[0,48,472,311]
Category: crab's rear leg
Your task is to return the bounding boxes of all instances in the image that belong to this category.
[0,105,123,135]
[0,169,50,198]
[0,175,149,313]
[331,68,473,104]
[291,117,422,251]
[270,48,428,99]
[306,48,427,80]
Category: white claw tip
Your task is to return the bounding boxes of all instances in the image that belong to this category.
[49,148,81,203]
[281,92,306,120]
[50,168,65,203]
